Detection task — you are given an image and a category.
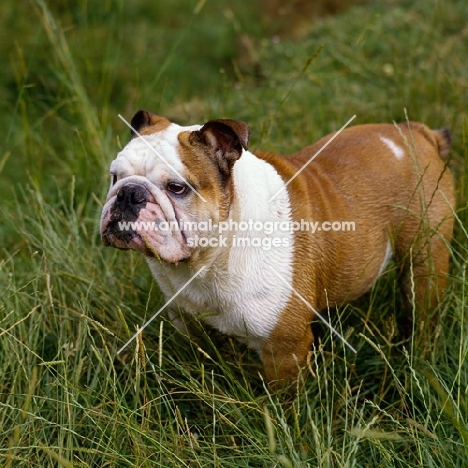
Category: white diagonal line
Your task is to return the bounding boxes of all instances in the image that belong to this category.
[118,114,207,203]
[268,114,357,202]
[271,269,357,353]
[117,266,207,354]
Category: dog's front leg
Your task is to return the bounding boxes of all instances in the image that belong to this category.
[261,320,314,388]
[168,308,192,337]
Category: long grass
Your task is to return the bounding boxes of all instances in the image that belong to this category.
[1,0,467,466]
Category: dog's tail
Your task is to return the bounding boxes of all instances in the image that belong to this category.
[404,122,452,159]
[434,128,452,159]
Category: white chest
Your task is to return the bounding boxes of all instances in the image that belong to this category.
[146,151,295,348]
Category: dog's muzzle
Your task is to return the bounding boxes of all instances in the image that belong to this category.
[101,183,151,247]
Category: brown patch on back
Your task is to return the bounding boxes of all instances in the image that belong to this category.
[256,122,454,385]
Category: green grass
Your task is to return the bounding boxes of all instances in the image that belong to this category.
[1,0,468,466]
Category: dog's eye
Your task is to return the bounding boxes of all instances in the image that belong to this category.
[167,182,188,195]
[111,174,117,186]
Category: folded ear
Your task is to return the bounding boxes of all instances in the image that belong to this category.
[129,109,170,138]
[190,119,250,176]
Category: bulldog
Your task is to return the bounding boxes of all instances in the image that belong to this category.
[100,109,454,385]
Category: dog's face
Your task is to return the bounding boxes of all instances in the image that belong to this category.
[100,110,250,264]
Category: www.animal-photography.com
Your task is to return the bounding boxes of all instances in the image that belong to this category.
[1,0,467,466]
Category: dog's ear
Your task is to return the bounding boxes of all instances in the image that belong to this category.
[129,109,170,138]
[190,119,250,176]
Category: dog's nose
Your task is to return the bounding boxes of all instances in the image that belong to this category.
[116,184,150,207]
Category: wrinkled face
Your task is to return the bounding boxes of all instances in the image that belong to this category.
[100,110,250,264]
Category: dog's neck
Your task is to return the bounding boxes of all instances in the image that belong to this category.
[230,150,292,226]
[149,150,294,273]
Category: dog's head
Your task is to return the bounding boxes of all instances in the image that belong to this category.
[100,109,250,264]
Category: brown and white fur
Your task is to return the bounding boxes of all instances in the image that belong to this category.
[100,110,454,385]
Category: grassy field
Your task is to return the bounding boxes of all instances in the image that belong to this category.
[1,0,467,466]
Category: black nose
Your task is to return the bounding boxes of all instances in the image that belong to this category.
[116,184,150,207]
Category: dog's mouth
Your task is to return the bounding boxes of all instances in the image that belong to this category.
[100,182,191,264]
